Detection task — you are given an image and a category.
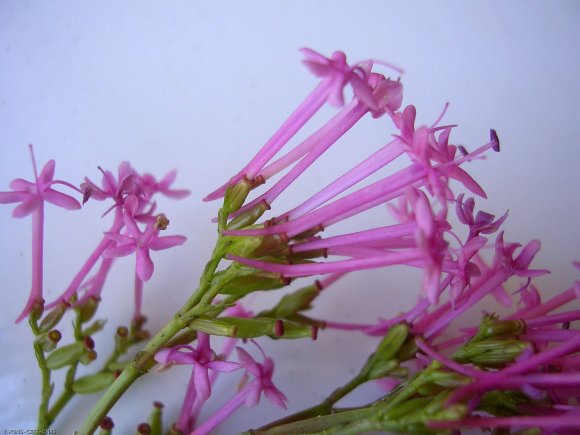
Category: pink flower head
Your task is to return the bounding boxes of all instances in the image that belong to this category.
[236,345,287,409]
[155,338,240,401]
[300,48,373,108]
[140,170,191,200]
[494,232,549,278]
[0,156,81,218]
[456,194,508,238]
[103,213,186,281]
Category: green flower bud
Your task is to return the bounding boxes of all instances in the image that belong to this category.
[136,422,151,435]
[227,200,270,230]
[83,319,107,337]
[73,372,115,394]
[35,329,62,352]
[77,296,100,323]
[453,340,530,367]
[80,349,98,365]
[115,326,129,354]
[368,359,399,380]
[483,319,526,339]
[375,323,410,362]
[223,178,252,214]
[107,361,129,372]
[189,317,238,337]
[98,416,114,435]
[430,370,472,388]
[261,284,318,318]
[216,262,290,296]
[39,301,69,333]
[226,233,289,259]
[46,342,85,370]
[148,402,164,435]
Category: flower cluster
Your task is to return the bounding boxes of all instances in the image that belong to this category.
[2,48,578,434]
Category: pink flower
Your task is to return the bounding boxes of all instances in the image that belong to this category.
[0,147,80,322]
[103,214,186,282]
[0,157,80,218]
[155,334,240,433]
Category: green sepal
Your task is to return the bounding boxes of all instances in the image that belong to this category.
[227,200,270,230]
[259,284,319,318]
[201,316,311,339]
[73,372,116,394]
[39,302,69,333]
[216,261,290,296]
[46,342,85,370]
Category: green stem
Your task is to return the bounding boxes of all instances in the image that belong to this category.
[30,317,52,430]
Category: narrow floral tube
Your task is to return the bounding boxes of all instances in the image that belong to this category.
[290,222,416,253]
[276,138,405,221]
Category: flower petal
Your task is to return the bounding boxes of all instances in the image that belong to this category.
[236,347,261,377]
[103,243,136,258]
[13,198,41,218]
[0,191,30,204]
[39,160,56,184]
[207,360,240,373]
[193,363,211,401]
[264,386,287,409]
[149,235,187,251]
[136,248,154,281]
[44,189,81,210]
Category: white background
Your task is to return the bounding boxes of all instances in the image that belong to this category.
[0,1,579,433]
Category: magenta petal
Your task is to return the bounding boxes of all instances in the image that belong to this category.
[244,382,262,407]
[136,248,154,281]
[163,189,190,199]
[160,169,177,188]
[103,243,136,258]
[207,360,240,373]
[13,198,41,218]
[149,235,187,251]
[39,160,56,184]
[515,239,541,270]
[236,347,261,377]
[264,387,288,409]
[0,191,30,204]
[193,363,211,401]
[123,214,141,238]
[44,189,81,210]
[9,178,34,191]
[154,348,173,365]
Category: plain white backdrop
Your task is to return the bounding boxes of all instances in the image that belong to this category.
[1,1,578,433]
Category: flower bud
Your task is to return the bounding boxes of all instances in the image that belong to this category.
[189,317,238,337]
[76,296,100,323]
[148,401,164,435]
[227,200,270,230]
[367,359,399,380]
[98,416,114,435]
[35,329,62,352]
[223,178,252,214]
[29,299,45,322]
[226,233,289,259]
[136,422,151,435]
[453,340,530,367]
[482,319,526,339]
[39,301,69,333]
[375,323,410,362]
[80,349,98,365]
[260,284,318,318]
[216,262,290,297]
[46,342,85,370]
[115,326,129,354]
[83,319,107,337]
[73,372,115,394]
[430,370,472,388]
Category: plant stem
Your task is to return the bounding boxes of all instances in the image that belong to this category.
[30,317,52,430]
